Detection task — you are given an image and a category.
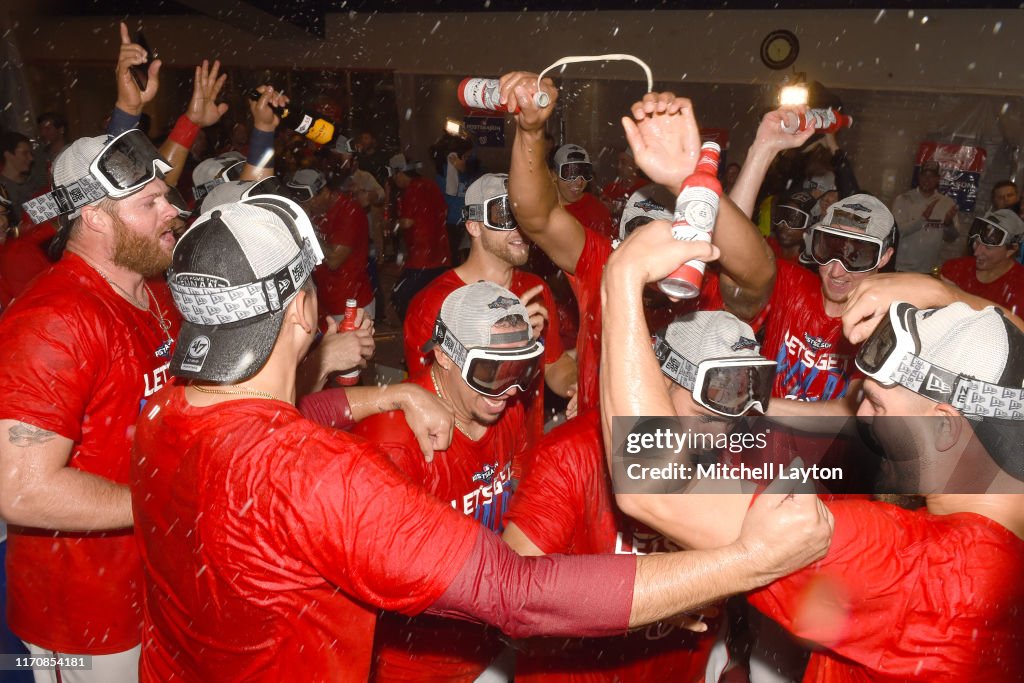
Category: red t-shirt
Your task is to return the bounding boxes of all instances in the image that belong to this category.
[505,412,714,682]
[566,192,616,242]
[313,193,373,314]
[749,500,1024,682]
[403,268,564,452]
[0,220,56,310]
[941,256,1024,316]
[760,261,862,401]
[353,370,525,682]
[0,254,180,654]
[400,176,450,269]
[132,386,480,682]
[566,228,613,413]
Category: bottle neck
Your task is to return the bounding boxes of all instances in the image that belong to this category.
[695,154,720,176]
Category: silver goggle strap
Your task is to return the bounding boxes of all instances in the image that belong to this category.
[22,175,108,224]
[170,240,317,326]
[892,354,1024,420]
[653,336,698,391]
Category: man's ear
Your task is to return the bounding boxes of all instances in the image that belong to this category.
[877,246,895,271]
[448,152,459,164]
[465,220,483,239]
[290,288,317,336]
[433,347,451,370]
[80,203,113,236]
[933,403,965,452]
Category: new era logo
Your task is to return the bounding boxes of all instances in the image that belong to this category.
[488,296,518,310]
[925,373,951,395]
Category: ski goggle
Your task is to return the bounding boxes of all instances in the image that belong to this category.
[654,337,776,417]
[558,162,593,182]
[771,204,811,231]
[242,176,308,204]
[193,160,246,202]
[169,194,324,326]
[856,302,1024,420]
[431,320,544,398]
[463,194,518,231]
[855,302,920,384]
[23,129,173,223]
[809,225,885,273]
[969,216,1018,248]
[165,186,192,219]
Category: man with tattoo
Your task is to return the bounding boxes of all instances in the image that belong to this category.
[0,127,181,682]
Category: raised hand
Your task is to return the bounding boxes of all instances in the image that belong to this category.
[185,60,229,128]
[250,85,290,133]
[115,22,160,115]
[621,92,702,191]
[499,71,558,133]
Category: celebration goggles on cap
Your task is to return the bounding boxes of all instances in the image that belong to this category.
[653,335,776,417]
[193,160,245,202]
[558,162,593,182]
[856,302,1024,420]
[808,223,887,273]
[430,319,544,398]
[165,186,192,219]
[463,193,518,231]
[23,129,172,224]
[169,195,325,326]
[969,215,1020,248]
[771,203,811,231]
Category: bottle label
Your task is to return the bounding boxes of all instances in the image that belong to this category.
[807,109,837,130]
[672,187,720,238]
[307,119,335,146]
[296,115,313,135]
[462,78,503,111]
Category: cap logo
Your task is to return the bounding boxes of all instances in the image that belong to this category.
[926,373,951,395]
[635,198,668,213]
[566,152,586,162]
[731,336,759,352]
[176,273,230,288]
[843,203,871,213]
[803,333,833,351]
[488,296,518,310]
[180,335,211,373]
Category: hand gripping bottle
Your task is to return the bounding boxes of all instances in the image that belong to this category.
[780,108,853,134]
[334,299,361,387]
[659,142,722,299]
[457,77,551,113]
[246,89,340,147]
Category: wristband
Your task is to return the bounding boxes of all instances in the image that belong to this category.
[107,107,141,136]
[247,128,276,168]
[168,115,201,149]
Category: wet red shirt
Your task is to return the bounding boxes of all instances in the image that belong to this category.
[354,370,525,682]
[400,176,450,269]
[760,261,862,401]
[505,412,714,683]
[749,500,1024,682]
[0,220,55,310]
[0,254,179,653]
[566,192,616,242]
[132,387,479,682]
[941,256,1024,316]
[403,268,564,451]
[313,192,373,314]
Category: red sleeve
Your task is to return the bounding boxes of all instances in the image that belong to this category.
[0,301,103,440]
[568,227,612,289]
[297,388,355,430]
[403,282,446,373]
[426,525,634,638]
[280,433,479,615]
[504,415,600,553]
[747,500,907,656]
[350,410,426,483]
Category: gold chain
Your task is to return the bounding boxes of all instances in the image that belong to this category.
[191,384,282,402]
[430,365,474,439]
[75,252,173,342]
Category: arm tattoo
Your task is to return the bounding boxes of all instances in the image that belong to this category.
[8,424,58,447]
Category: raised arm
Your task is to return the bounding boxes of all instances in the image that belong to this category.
[503,72,587,274]
[240,85,288,181]
[159,59,229,187]
[0,420,132,530]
